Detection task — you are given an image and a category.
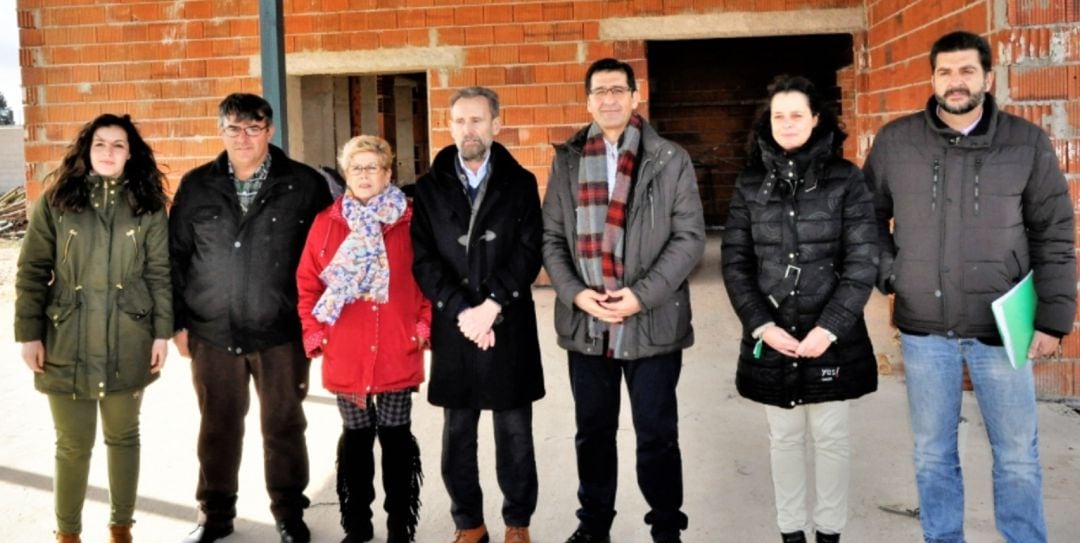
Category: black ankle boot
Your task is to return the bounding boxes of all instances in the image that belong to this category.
[815,532,840,543]
[378,424,423,543]
[338,427,377,543]
[781,532,807,543]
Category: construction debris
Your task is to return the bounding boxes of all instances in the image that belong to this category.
[0,186,27,239]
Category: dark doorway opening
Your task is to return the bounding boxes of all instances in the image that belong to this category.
[647,35,854,227]
[348,72,430,185]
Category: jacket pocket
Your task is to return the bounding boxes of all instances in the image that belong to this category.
[43,299,80,365]
[645,284,691,346]
[115,285,155,386]
[554,299,585,339]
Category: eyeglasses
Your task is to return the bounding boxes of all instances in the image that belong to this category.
[589,86,632,98]
[222,124,268,137]
[347,165,385,177]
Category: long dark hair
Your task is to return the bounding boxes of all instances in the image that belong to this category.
[747,75,847,167]
[43,113,167,215]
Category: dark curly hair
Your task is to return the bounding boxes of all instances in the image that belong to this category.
[747,75,847,167]
[43,113,168,215]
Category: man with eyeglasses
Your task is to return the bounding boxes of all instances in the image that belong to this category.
[170,93,332,543]
[541,58,705,543]
[411,86,545,543]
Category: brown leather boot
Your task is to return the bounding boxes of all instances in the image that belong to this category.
[55,532,81,543]
[505,526,531,543]
[109,524,133,543]
[450,524,489,543]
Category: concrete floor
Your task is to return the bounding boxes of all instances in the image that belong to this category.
[0,235,1078,542]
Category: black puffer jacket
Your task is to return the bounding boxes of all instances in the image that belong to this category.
[722,134,878,408]
[866,95,1075,339]
[169,145,332,354]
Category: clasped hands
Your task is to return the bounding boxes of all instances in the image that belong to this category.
[573,287,642,323]
[762,325,833,358]
[458,299,501,350]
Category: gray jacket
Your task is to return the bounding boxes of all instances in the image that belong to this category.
[866,95,1076,338]
[541,120,706,359]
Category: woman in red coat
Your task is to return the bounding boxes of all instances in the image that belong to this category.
[296,135,430,543]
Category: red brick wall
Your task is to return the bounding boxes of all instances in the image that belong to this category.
[19,0,263,199]
[18,0,861,198]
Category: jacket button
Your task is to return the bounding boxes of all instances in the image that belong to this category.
[372,305,378,311]
[934,290,941,297]
[790,326,796,332]
[99,392,105,398]
[791,362,797,368]
[234,241,242,248]
[437,301,444,309]
[99,382,105,387]
[790,400,796,406]
[512,291,519,298]
[322,338,328,345]
[370,345,377,352]
[623,351,629,357]
[235,347,243,354]
[788,253,795,260]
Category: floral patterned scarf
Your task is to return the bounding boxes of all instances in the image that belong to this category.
[313,184,407,325]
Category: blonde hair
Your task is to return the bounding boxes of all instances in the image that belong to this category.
[338,135,395,173]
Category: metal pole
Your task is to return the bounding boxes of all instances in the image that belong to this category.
[259,0,288,150]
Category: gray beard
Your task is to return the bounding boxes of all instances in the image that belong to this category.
[458,142,488,162]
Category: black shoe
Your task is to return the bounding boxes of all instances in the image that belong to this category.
[277,518,311,543]
[181,523,234,543]
[815,532,840,543]
[565,528,611,543]
[782,532,807,543]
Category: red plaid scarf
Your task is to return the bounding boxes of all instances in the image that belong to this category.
[575,113,642,358]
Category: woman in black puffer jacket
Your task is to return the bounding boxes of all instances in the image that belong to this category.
[721,75,878,543]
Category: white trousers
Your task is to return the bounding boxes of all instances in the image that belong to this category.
[764,401,850,534]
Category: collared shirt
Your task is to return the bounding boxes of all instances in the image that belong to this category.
[936,106,984,136]
[604,138,618,197]
[229,154,272,214]
[456,149,491,190]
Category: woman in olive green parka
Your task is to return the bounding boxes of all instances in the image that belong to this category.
[14,114,171,543]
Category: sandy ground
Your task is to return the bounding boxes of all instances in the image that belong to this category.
[0,235,1077,543]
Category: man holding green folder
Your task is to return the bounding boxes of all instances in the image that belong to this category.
[865,31,1075,543]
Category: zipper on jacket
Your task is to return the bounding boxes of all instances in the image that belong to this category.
[972,158,982,216]
[931,159,940,211]
[126,228,138,259]
[648,183,655,230]
[62,229,78,262]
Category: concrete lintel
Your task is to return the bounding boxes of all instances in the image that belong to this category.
[286,47,464,76]
[599,8,865,41]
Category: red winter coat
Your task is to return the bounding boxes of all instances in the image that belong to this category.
[296,198,430,397]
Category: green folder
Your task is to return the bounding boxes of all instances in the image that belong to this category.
[991,271,1036,369]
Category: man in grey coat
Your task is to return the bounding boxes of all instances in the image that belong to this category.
[541,58,705,543]
[866,31,1075,543]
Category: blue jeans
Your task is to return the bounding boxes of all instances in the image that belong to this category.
[900,333,1046,543]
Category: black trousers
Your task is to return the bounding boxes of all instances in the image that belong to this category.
[190,335,311,525]
[568,349,688,541]
[441,406,538,529]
